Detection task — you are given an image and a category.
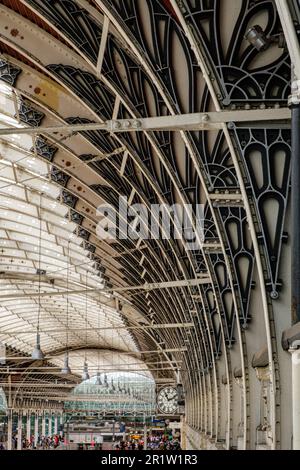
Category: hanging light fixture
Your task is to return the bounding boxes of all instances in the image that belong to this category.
[61,352,71,375]
[61,241,71,374]
[32,193,44,360]
[244,25,285,52]
[31,332,44,360]
[82,359,90,381]
[0,342,6,365]
[104,373,108,387]
[95,371,102,386]
[81,272,89,381]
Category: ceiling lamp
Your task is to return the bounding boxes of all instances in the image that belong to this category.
[82,360,90,381]
[32,194,44,360]
[95,372,102,385]
[111,379,116,392]
[31,332,44,360]
[61,352,71,375]
[245,25,270,51]
[245,25,285,52]
[61,241,72,374]
[0,344,6,365]
[104,373,108,387]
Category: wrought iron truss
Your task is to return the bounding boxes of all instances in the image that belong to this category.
[0,0,298,449]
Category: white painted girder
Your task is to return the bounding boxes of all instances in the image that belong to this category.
[275,0,300,80]
[0,108,291,136]
[0,4,220,379]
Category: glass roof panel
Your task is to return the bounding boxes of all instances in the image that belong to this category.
[0,85,143,375]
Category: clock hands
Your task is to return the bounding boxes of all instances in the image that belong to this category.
[157,387,178,413]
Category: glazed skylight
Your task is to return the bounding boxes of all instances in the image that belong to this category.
[0,84,140,369]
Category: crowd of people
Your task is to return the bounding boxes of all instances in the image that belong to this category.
[147,434,181,450]
[114,440,145,451]
[113,433,181,451]
[6,434,63,450]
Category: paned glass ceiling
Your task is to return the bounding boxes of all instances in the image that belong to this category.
[0,82,145,376]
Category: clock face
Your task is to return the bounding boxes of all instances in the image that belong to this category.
[157,386,178,414]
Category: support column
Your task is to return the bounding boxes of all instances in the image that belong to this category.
[143,421,147,450]
[48,412,52,436]
[41,411,46,436]
[290,345,300,449]
[180,415,186,450]
[45,412,49,436]
[17,411,22,450]
[286,79,300,450]
[26,411,31,442]
[7,409,12,450]
[290,89,300,324]
[59,414,63,438]
[34,412,39,448]
[54,414,58,435]
[112,420,115,443]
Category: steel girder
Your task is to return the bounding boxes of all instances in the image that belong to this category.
[0,0,295,448]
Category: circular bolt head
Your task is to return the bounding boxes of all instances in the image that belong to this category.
[132,120,142,128]
[270,290,279,300]
[123,120,131,128]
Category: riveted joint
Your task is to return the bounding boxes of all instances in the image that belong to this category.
[107,119,142,132]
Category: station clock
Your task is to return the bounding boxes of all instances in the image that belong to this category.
[157,386,179,414]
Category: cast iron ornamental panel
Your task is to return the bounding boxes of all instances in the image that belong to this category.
[208,252,236,349]
[21,0,249,360]
[24,0,206,300]
[0,58,21,85]
[219,207,255,325]
[180,0,291,300]
[231,128,290,298]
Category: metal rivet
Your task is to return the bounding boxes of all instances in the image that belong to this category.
[132,120,141,128]
[270,291,279,300]
[112,121,121,129]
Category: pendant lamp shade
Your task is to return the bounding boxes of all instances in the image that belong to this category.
[31,333,44,360]
[82,360,90,381]
[95,372,102,385]
[61,352,71,374]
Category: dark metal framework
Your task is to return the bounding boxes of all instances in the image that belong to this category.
[0,0,296,449]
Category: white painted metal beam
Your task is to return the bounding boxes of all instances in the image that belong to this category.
[2,347,187,360]
[0,277,211,300]
[0,359,181,370]
[96,15,110,76]
[275,0,300,80]
[0,323,193,336]
[0,109,290,136]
